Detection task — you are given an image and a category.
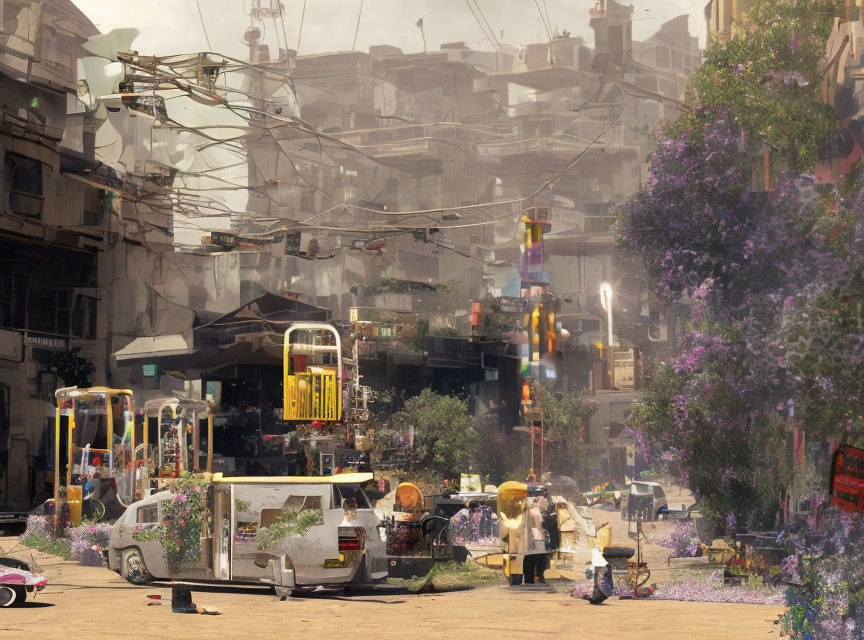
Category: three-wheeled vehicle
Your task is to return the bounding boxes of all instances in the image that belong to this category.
[137,397,213,494]
[109,472,388,597]
[53,387,136,525]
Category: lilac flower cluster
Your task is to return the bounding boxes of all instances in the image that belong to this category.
[650,576,785,605]
[68,522,113,567]
[780,508,864,639]
[652,521,702,558]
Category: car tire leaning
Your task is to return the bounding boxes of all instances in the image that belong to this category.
[120,548,152,585]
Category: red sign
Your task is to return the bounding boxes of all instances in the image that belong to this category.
[830,445,864,513]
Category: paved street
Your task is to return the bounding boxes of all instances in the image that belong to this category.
[1,534,782,640]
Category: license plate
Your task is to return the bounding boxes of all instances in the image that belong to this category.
[323,558,345,568]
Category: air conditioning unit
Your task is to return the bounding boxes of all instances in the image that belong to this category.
[648,324,668,342]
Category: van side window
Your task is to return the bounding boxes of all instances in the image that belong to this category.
[333,484,370,510]
[653,486,665,499]
[137,504,159,523]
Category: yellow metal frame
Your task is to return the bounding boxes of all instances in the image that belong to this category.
[283,323,342,422]
[141,397,214,491]
[53,386,134,527]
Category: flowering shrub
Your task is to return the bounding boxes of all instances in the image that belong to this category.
[779,507,864,639]
[654,521,701,558]
[160,473,210,571]
[447,509,499,547]
[651,570,785,605]
[68,522,113,567]
[21,516,71,559]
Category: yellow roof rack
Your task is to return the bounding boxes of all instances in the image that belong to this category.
[211,472,373,485]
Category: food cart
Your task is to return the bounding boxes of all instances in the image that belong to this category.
[53,387,136,525]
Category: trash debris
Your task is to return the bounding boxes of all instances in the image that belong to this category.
[198,606,222,615]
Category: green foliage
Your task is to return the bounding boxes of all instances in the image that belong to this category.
[392,388,479,480]
[532,385,598,483]
[686,0,839,170]
[783,270,864,436]
[131,527,159,543]
[49,350,95,388]
[361,267,459,296]
[474,420,529,485]
[160,473,210,571]
[256,508,324,551]
[234,499,251,513]
[21,532,72,560]
[387,561,505,592]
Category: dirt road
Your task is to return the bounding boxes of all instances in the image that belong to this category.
[1,535,782,640]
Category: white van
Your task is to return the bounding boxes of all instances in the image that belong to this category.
[108,473,388,597]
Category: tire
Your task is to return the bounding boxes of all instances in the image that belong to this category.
[120,548,152,585]
[0,584,24,607]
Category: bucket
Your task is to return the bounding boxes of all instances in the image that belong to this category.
[171,585,197,613]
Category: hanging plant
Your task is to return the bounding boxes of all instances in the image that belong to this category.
[256,508,324,551]
[49,350,95,388]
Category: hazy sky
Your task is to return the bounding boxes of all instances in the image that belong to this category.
[73,0,710,59]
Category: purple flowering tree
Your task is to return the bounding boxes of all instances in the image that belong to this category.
[616,0,845,533]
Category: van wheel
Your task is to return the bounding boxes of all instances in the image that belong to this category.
[121,548,152,585]
[0,585,24,607]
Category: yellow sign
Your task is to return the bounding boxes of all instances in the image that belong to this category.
[323,558,346,568]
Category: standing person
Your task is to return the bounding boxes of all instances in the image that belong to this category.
[541,497,560,578]
[479,504,492,539]
[522,497,547,584]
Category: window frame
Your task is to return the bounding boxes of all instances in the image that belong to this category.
[6,152,45,218]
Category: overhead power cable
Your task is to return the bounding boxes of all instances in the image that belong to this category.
[297,0,307,52]
[464,0,499,49]
[352,0,364,51]
[470,0,502,49]
[194,0,213,51]
[534,0,553,40]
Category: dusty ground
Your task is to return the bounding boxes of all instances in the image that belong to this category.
[1,533,783,640]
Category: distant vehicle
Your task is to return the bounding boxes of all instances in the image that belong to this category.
[621,481,668,521]
[108,473,388,598]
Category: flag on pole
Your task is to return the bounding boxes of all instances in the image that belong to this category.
[416,17,424,28]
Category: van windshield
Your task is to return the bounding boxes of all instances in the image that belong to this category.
[333,484,370,510]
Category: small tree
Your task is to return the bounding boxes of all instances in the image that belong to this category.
[392,388,479,480]
[532,385,597,486]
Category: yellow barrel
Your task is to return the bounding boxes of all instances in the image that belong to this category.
[67,485,82,526]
